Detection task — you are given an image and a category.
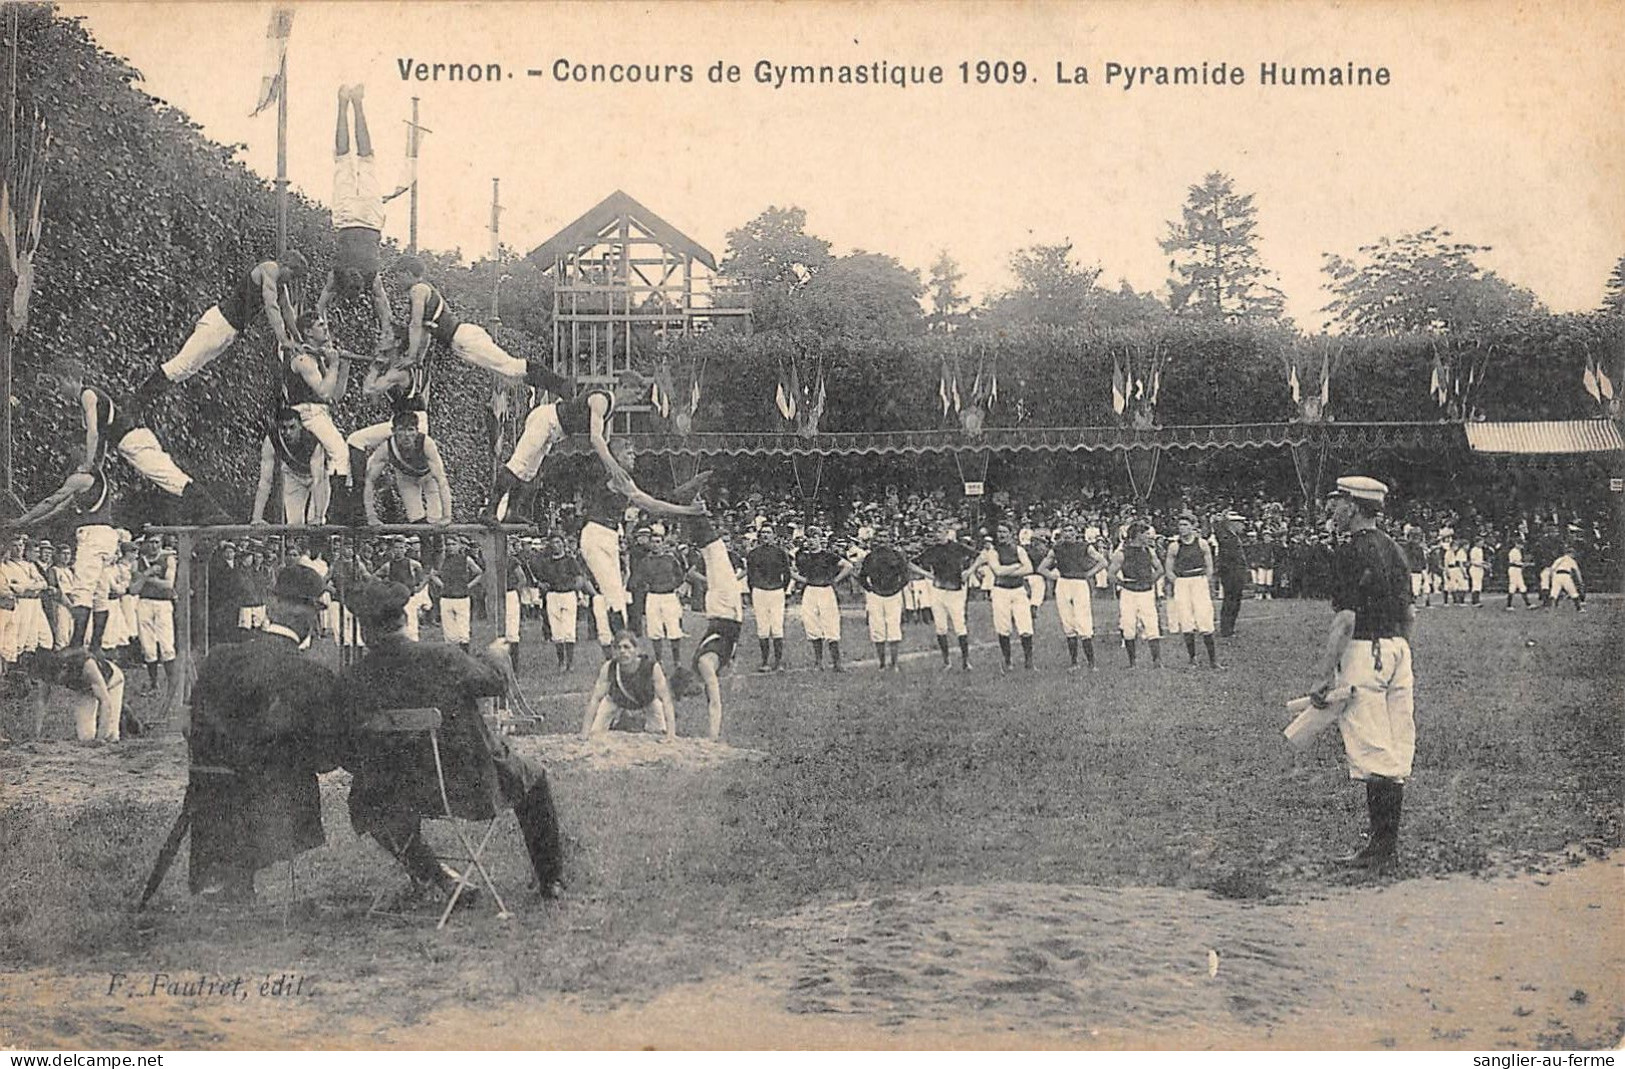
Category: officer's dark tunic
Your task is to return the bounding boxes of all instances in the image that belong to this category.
[186,629,344,892]
[340,635,563,887]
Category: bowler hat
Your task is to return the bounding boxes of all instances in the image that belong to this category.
[271,564,326,604]
[348,580,412,623]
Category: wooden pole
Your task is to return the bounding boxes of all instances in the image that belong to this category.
[407,96,420,253]
[488,177,502,327]
[274,51,288,258]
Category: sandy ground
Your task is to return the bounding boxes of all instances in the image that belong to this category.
[1,855,1619,1050]
[3,719,1621,1050]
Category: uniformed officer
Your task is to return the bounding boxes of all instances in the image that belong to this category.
[1310,476,1416,876]
[186,564,345,902]
[341,581,565,900]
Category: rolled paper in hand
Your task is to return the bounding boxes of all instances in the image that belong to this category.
[1283,687,1353,750]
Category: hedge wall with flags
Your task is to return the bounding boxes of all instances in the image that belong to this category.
[7,5,525,521]
[6,5,1620,525]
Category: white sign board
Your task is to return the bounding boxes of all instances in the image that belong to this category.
[963,481,985,497]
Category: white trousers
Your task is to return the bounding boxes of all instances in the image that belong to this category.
[1507,567,1526,594]
[163,305,238,383]
[547,591,579,643]
[72,663,125,742]
[118,429,192,496]
[505,403,562,482]
[644,591,686,639]
[503,590,521,643]
[137,599,176,661]
[1335,638,1415,781]
[752,588,786,639]
[395,472,445,523]
[580,522,627,618]
[452,323,526,379]
[1168,575,1215,634]
[1025,573,1047,609]
[441,596,471,644]
[990,585,1033,638]
[291,403,352,477]
[930,586,968,637]
[1118,589,1160,640]
[800,586,841,641]
[865,591,903,643]
[67,526,120,610]
[1055,577,1095,638]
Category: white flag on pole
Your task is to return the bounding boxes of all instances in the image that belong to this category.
[249,7,294,117]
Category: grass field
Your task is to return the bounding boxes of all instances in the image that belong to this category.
[0,593,1620,1048]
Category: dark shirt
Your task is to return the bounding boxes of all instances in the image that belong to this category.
[1171,538,1208,578]
[542,552,581,591]
[796,548,844,587]
[916,541,976,590]
[218,264,289,332]
[418,284,461,347]
[582,478,625,530]
[1331,528,1412,640]
[745,544,791,591]
[859,546,911,598]
[991,543,1030,589]
[556,390,614,437]
[635,550,687,595]
[609,655,657,709]
[441,552,475,599]
[1050,541,1100,580]
[1117,544,1158,592]
[1213,525,1249,574]
[281,345,328,408]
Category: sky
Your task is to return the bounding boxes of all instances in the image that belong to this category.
[64,0,1625,329]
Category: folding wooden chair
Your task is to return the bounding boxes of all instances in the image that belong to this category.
[360,707,514,929]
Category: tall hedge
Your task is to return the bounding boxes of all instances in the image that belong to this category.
[9,6,531,518]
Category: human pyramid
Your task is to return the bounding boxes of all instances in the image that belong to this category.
[0,85,757,744]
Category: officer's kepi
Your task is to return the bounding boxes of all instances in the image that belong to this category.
[1326,475,1388,507]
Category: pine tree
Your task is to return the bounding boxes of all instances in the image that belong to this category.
[1160,172,1285,321]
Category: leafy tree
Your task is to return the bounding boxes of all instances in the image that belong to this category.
[984,243,1102,327]
[1322,227,1542,335]
[799,251,923,341]
[1602,255,1625,316]
[718,206,833,333]
[1160,172,1285,322]
[925,250,970,333]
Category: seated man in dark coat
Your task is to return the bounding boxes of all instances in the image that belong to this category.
[187,564,344,901]
[340,580,564,900]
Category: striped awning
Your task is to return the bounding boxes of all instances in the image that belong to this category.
[1465,420,1624,455]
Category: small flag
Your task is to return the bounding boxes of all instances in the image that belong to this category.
[1148,365,1159,405]
[1429,359,1444,404]
[249,7,294,117]
[1112,361,1126,415]
[689,375,702,415]
[788,362,801,420]
[1288,364,1301,404]
[775,377,794,420]
[1583,362,1601,403]
[938,368,950,417]
[951,375,962,413]
[1319,348,1331,407]
[1599,367,1615,402]
[1134,377,1145,401]
[988,365,998,404]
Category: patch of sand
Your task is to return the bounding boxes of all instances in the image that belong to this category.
[2,860,1618,1050]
